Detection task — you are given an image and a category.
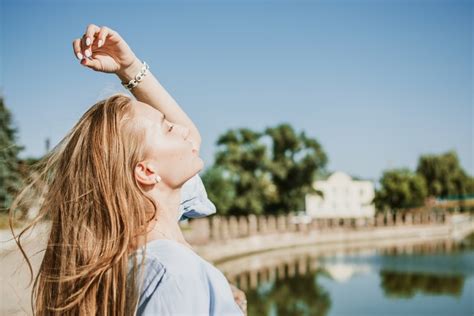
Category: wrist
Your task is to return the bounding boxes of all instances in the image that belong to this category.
[116,58,143,83]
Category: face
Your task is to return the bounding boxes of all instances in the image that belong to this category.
[132,101,204,189]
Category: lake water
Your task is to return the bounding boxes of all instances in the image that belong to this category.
[237,234,474,316]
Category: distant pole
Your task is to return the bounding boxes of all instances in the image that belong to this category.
[45,137,50,153]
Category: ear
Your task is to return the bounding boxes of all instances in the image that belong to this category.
[134,161,159,186]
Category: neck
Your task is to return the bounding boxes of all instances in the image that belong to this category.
[149,185,183,239]
[130,186,193,252]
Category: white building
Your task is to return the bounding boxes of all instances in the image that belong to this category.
[305,171,376,218]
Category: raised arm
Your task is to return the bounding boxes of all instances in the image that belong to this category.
[115,59,202,151]
[72,24,202,151]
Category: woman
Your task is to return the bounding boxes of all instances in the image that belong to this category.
[9,24,246,315]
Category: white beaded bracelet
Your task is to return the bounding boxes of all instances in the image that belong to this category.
[121,61,149,91]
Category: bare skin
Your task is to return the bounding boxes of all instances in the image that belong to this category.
[72,24,203,251]
[72,24,246,314]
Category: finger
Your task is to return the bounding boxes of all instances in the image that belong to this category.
[81,24,101,58]
[84,23,100,47]
[79,54,101,69]
[81,34,92,59]
[72,38,83,60]
[95,26,110,48]
[81,33,99,59]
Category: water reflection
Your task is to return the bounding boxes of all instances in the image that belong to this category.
[377,233,474,299]
[217,233,474,316]
[380,270,464,298]
[323,263,372,282]
[244,268,331,316]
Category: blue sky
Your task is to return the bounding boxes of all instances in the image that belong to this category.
[1,0,472,181]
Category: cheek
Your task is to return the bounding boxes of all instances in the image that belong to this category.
[156,145,197,183]
[154,143,190,164]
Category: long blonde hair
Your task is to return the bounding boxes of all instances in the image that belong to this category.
[9,93,158,315]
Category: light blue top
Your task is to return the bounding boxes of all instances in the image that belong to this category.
[127,173,242,315]
[128,239,244,316]
[178,173,217,222]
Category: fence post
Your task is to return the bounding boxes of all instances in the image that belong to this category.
[210,216,221,241]
[248,214,258,235]
[221,216,230,240]
[277,215,287,232]
[267,215,277,233]
[258,215,268,234]
[228,216,239,238]
[238,216,249,237]
[287,214,297,232]
[376,213,385,226]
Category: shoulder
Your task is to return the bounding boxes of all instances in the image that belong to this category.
[145,239,204,277]
[130,240,207,295]
[137,271,210,315]
[129,239,205,280]
[132,242,211,315]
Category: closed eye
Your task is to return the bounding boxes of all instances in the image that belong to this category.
[162,118,174,133]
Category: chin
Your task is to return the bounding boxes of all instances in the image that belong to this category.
[186,160,203,179]
[195,160,204,174]
[194,155,204,168]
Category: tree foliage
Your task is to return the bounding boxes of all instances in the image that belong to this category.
[264,124,328,215]
[200,165,237,216]
[202,123,328,216]
[0,96,25,213]
[373,168,427,212]
[416,150,474,198]
[374,150,473,213]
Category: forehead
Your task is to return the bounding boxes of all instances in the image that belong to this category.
[133,101,163,120]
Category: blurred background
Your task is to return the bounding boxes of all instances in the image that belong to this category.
[1,0,473,315]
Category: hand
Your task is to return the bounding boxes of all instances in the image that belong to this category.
[72,24,139,74]
[229,283,247,315]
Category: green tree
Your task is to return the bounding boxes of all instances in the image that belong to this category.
[264,124,328,215]
[373,168,427,212]
[201,165,237,216]
[0,96,25,213]
[210,123,328,216]
[416,150,474,198]
[213,128,274,216]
